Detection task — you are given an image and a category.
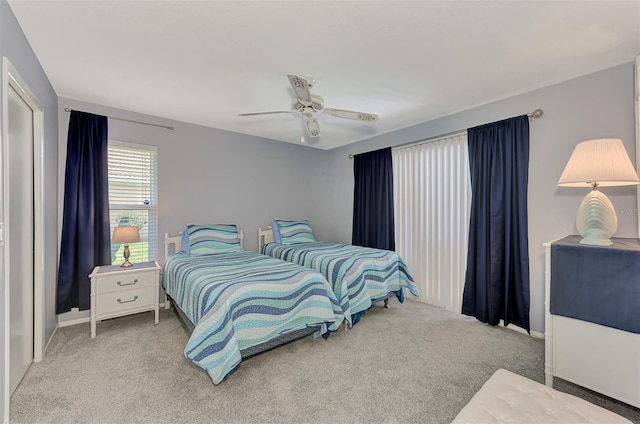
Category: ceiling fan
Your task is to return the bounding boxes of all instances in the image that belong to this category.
[238,74,378,141]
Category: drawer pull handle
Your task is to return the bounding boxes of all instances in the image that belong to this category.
[117,279,138,287]
[117,296,138,304]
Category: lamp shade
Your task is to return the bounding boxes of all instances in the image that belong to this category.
[558,138,640,187]
[112,226,140,244]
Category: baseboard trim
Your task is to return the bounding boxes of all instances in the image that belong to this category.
[57,317,90,327]
[500,319,544,339]
[41,325,59,360]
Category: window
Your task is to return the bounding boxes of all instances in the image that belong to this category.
[108,141,158,265]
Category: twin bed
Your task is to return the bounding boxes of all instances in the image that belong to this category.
[162,225,343,384]
[162,220,418,384]
[258,223,418,326]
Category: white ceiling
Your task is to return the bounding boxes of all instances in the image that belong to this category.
[7,1,640,150]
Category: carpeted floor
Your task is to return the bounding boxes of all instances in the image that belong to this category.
[10,299,640,423]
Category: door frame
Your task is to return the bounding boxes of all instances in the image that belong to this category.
[2,57,45,422]
[635,56,640,236]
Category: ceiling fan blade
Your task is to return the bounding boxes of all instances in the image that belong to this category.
[238,111,292,117]
[303,114,321,138]
[323,108,378,123]
[287,74,312,105]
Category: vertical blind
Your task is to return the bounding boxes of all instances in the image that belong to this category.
[108,141,158,265]
[392,133,471,313]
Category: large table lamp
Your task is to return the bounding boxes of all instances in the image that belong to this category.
[558,138,640,246]
[112,226,140,267]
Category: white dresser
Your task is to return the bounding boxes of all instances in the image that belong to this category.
[544,237,640,408]
[89,261,161,338]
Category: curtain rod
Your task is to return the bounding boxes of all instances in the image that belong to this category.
[64,108,174,131]
[348,108,543,158]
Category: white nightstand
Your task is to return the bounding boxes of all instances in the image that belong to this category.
[89,261,161,338]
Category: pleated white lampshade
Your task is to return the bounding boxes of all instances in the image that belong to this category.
[558,138,640,187]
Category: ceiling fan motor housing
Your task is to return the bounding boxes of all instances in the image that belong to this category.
[293,93,324,112]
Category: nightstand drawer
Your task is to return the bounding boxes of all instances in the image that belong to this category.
[95,272,156,294]
[95,286,156,316]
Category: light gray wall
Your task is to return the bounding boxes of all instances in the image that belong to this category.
[326,63,638,335]
[57,98,330,322]
[0,0,58,419]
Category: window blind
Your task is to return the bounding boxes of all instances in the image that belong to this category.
[392,133,471,313]
[108,141,158,265]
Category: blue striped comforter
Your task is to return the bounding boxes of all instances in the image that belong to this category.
[261,242,419,327]
[162,250,344,384]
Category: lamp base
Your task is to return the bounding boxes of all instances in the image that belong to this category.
[120,243,134,267]
[578,237,613,246]
[576,189,616,246]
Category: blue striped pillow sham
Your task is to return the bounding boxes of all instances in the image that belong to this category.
[187,224,241,255]
[275,219,315,245]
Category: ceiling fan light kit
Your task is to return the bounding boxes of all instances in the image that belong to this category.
[239,74,378,142]
[303,113,321,137]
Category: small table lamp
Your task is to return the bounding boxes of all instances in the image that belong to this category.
[112,226,140,267]
[558,138,640,246]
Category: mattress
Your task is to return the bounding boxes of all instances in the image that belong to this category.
[452,369,632,423]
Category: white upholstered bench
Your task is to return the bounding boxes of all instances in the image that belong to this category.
[452,369,632,423]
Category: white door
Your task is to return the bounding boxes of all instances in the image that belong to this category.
[7,83,34,395]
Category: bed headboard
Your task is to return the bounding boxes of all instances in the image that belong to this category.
[258,226,274,251]
[164,229,245,262]
[164,233,182,261]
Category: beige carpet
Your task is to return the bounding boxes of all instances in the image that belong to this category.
[10,300,640,423]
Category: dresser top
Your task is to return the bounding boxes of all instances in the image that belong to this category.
[553,235,640,251]
[92,261,160,276]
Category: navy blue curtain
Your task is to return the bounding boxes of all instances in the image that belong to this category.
[352,147,395,250]
[462,115,531,332]
[56,111,111,313]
